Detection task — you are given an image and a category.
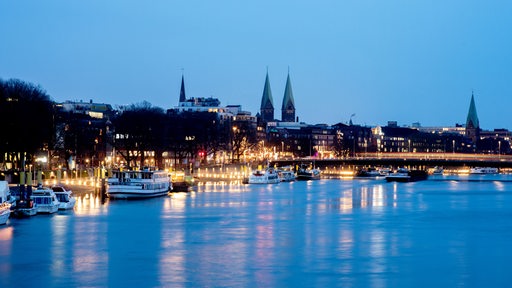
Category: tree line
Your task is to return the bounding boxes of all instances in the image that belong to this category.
[0,78,257,171]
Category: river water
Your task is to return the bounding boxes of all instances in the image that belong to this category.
[1,175,512,287]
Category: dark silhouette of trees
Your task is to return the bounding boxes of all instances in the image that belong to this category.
[111,102,166,169]
[0,79,54,170]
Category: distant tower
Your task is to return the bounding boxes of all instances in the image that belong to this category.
[179,74,186,103]
[260,71,274,122]
[465,91,480,145]
[281,72,296,122]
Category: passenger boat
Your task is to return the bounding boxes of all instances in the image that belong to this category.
[51,185,76,210]
[296,164,321,180]
[107,168,172,199]
[31,185,60,214]
[469,167,498,174]
[0,181,11,225]
[385,168,428,182]
[248,168,280,184]
[277,166,296,182]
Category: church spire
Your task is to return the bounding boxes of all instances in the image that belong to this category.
[465,91,480,145]
[466,91,479,129]
[260,70,274,122]
[179,74,186,103]
[281,71,296,122]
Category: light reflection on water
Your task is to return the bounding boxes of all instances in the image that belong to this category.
[2,176,512,287]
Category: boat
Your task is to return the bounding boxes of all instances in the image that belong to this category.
[296,164,321,180]
[430,166,444,175]
[277,166,296,182]
[107,168,172,199]
[385,168,428,182]
[31,185,60,214]
[51,185,76,210]
[356,167,382,178]
[248,167,280,184]
[470,167,499,174]
[11,185,37,218]
[0,181,12,225]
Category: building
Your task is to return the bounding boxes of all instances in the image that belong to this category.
[281,72,296,122]
[260,71,275,122]
[465,92,480,146]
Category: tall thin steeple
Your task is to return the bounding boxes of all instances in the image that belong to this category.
[465,91,480,145]
[179,74,186,103]
[281,71,296,122]
[260,70,274,122]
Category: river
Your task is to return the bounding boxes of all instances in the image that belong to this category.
[1,174,512,287]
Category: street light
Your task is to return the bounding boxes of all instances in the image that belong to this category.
[452,140,455,154]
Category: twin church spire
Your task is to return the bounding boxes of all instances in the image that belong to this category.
[260,70,296,122]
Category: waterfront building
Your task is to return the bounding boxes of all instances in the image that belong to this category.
[281,72,296,122]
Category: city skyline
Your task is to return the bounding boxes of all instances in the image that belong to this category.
[1,1,511,129]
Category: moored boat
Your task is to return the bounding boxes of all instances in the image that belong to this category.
[107,168,172,199]
[277,166,296,182]
[296,164,321,180]
[248,168,280,184]
[31,185,60,214]
[51,185,76,210]
[470,167,498,174]
[356,167,382,178]
[0,181,11,225]
[385,168,428,182]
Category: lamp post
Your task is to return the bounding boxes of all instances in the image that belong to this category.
[498,140,501,159]
[452,140,455,154]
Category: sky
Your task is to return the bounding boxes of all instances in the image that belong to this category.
[1,0,511,130]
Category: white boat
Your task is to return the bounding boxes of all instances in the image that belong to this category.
[470,167,498,174]
[107,168,172,199]
[277,166,296,182]
[0,181,11,225]
[248,168,280,184]
[385,168,428,182]
[31,186,60,214]
[51,185,76,210]
[296,164,321,180]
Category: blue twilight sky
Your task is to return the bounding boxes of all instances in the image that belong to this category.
[1,1,511,129]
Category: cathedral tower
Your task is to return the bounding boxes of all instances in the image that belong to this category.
[260,71,274,122]
[465,92,480,145]
[281,72,296,122]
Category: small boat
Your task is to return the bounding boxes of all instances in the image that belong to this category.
[277,166,296,182]
[296,164,321,181]
[356,167,382,178]
[51,185,76,210]
[248,168,280,184]
[11,198,37,218]
[470,167,498,174]
[385,168,428,182]
[10,185,37,218]
[430,166,444,175]
[31,185,60,214]
[107,168,172,199]
[0,181,11,225]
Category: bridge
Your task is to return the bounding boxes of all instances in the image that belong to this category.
[270,152,512,170]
